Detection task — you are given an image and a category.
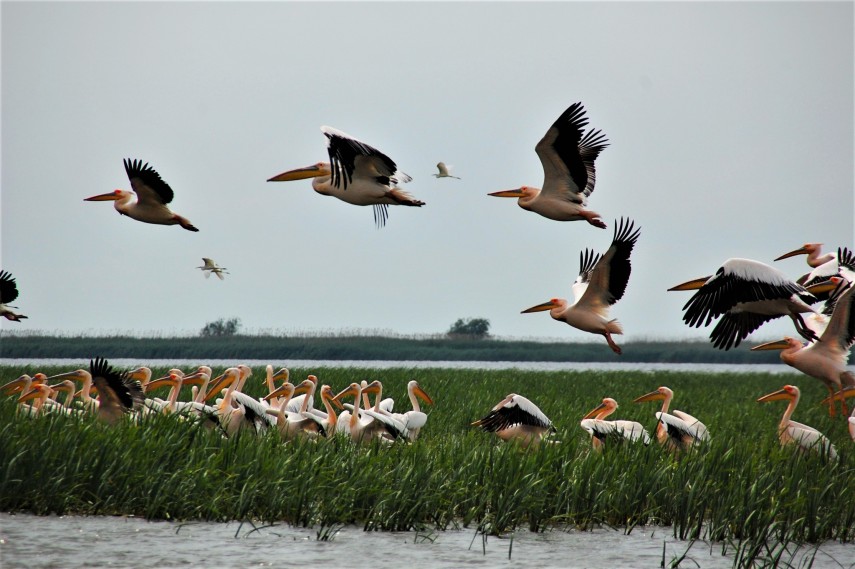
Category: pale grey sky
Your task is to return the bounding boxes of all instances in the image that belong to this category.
[2,1,853,346]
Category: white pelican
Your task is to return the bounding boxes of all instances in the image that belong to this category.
[472,393,555,448]
[433,162,460,179]
[669,258,836,350]
[776,245,855,295]
[197,258,229,280]
[84,159,198,231]
[89,358,144,424]
[757,385,837,460]
[46,369,99,413]
[634,386,709,451]
[751,282,855,416]
[263,379,324,440]
[333,381,390,443]
[267,126,425,228]
[522,217,640,354]
[488,101,609,228]
[579,397,650,451]
[0,270,28,322]
[378,380,434,442]
[775,243,835,269]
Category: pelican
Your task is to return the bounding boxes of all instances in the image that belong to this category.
[267,126,425,228]
[757,385,837,460]
[433,162,460,179]
[634,386,709,451]
[488,101,609,228]
[378,380,434,442]
[751,282,855,416]
[84,159,198,231]
[775,243,835,268]
[197,258,229,280]
[0,270,28,321]
[333,381,388,443]
[522,217,640,354]
[472,393,555,448]
[46,369,98,413]
[669,258,837,350]
[579,397,651,451]
[776,245,855,295]
[263,379,323,440]
[89,358,144,424]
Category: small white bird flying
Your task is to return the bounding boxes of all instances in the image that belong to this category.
[433,162,461,179]
[197,258,229,280]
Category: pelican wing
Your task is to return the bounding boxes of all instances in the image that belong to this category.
[786,421,837,459]
[817,282,855,355]
[670,410,710,440]
[90,357,144,413]
[656,412,708,445]
[536,102,609,201]
[124,159,174,205]
[322,126,410,191]
[580,419,650,444]
[681,259,809,328]
[576,217,640,310]
[0,270,20,304]
[473,394,551,432]
[708,311,781,351]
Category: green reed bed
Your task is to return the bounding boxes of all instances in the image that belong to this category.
[0,365,852,549]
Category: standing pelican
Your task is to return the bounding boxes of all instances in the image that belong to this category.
[579,397,650,451]
[267,126,425,228]
[488,101,609,228]
[433,162,460,179]
[472,393,555,448]
[634,386,709,451]
[85,159,198,231]
[522,217,640,354]
[758,385,837,460]
[751,282,855,415]
[379,380,434,442]
[669,258,836,350]
[0,270,27,322]
[197,258,229,280]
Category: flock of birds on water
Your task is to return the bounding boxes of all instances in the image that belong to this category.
[1,101,854,458]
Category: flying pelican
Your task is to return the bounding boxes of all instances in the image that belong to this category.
[775,243,835,269]
[634,386,709,451]
[488,101,609,228]
[757,385,837,460]
[84,159,198,231]
[433,162,460,179]
[579,397,651,451]
[751,282,855,416]
[669,258,837,351]
[0,270,28,322]
[776,246,855,295]
[472,393,555,448]
[89,358,145,424]
[522,217,640,354]
[197,258,229,280]
[267,126,425,228]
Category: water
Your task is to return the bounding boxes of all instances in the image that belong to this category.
[2,513,851,569]
[0,358,799,374]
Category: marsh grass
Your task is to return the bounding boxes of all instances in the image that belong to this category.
[1,365,852,556]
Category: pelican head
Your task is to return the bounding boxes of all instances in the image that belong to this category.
[757,384,799,403]
[267,162,331,182]
[263,381,296,402]
[667,275,712,291]
[582,397,618,420]
[521,298,566,315]
[750,337,801,352]
[774,243,822,262]
[633,386,674,404]
[409,380,434,405]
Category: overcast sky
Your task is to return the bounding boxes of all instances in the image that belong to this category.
[2,1,853,348]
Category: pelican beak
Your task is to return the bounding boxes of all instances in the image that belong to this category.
[204,373,235,402]
[333,385,357,404]
[582,402,608,420]
[667,276,712,291]
[633,391,666,403]
[774,247,810,262]
[18,386,44,403]
[267,164,325,182]
[414,385,434,406]
[805,277,842,295]
[750,339,790,351]
[84,191,122,201]
[180,372,208,386]
[271,368,290,383]
[0,376,30,395]
[263,382,294,402]
[521,300,558,314]
[145,377,180,391]
[488,188,526,198]
[820,387,855,406]
[293,380,314,396]
[757,388,792,403]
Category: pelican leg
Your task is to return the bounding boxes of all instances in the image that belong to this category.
[603,331,622,355]
[791,313,819,343]
[825,385,838,417]
[582,210,607,229]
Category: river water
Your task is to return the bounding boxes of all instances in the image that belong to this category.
[2,512,852,569]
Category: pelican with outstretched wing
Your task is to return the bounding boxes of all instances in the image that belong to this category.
[0,270,27,322]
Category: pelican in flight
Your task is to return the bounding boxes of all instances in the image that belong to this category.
[775,243,835,269]
[472,393,555,448]
[751,282,855,416]
[89,358,145,424]
[522,217,640,354]
[669,258,837,351]
[197,258,229,280]
[267,126,425,228]
[580,397,650,451]
[634,386,709,451]
[433,162,460,179]
[776,245,855,294]
[0,270,27,322]
[488,101,609,228]
[85,159,198,231]
[758,385,837,460]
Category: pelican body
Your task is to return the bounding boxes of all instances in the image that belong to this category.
[268,126,424,227]
[580,397,651,451]
[472,393,555,448]
[489,102,609,228]
[634,386,709,451]
[758,385,837,460]
[0,270,27,321]
[522,217,640,354]
[85,159,198,231]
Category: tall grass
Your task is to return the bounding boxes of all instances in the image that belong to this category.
[0,365,852,552]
